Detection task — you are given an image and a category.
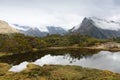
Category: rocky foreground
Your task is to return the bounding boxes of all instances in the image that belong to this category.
[0,63,120,80]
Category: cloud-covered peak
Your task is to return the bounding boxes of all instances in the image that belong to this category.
[0,0,120,29]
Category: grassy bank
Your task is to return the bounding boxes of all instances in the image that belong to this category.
[0,33,120,57]
[0,63,11,76]
[0,64,120,80]
[0,46,120,58]
[45,46,120,52]
[0,52,13,57]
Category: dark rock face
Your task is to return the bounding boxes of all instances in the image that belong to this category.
[70,17,120,39]
[22,28,48,37]
[47,26,66,35]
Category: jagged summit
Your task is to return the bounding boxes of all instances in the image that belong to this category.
[70,17,120,38]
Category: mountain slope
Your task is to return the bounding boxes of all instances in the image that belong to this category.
[22,27,48,36]
[12,24,66,36]
[70,17,120,38]
[11,24,31,31]
[0,20,19,34]
[47,26,66,34]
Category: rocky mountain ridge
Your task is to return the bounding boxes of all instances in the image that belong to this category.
[70,17,120,38]
[11,24,66,36]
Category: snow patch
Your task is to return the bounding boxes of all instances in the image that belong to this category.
[37,26,49,32]
[71,24,80,31]
[90,17,120,31]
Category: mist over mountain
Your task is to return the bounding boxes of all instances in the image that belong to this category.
[70,17,120,38]
[12,24,31,31]
[21,27,48,37]
[0,17,120,38]
[47,26,66,34]
[11,24,67,36]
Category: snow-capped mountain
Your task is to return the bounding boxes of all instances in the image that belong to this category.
[22,27,48,36]
[89,17,120,31]
[70,17,120,38]
[47,26,66,34]
[11,24,67,36]
[11,24,31,31]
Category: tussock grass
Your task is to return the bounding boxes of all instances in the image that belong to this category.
[0,64,120,80]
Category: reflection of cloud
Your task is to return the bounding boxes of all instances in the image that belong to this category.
[9,51,120,73]
[33,54,71,66]
[32,51,120,72]
[79,51,120,73]
[9,61,29,72]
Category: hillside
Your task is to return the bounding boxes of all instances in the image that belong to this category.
[0,20,19,34]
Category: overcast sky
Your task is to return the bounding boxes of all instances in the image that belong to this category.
[0,0,120,29]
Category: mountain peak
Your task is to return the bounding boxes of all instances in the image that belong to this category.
[82,17,120,31]
[70,17,120,38]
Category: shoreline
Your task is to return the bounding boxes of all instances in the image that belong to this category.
[46,46,120,51]
[0,46,120,57]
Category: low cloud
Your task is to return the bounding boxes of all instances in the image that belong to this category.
[0,0,120,29]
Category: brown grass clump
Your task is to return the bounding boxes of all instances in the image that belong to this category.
[0,64,120,80]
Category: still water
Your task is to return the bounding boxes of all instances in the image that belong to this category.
[0,49,120,73]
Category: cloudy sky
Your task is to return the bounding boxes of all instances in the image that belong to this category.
[0,0,120,29]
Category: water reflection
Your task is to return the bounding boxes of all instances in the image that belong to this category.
[1,49,120,73]
[0,49,98,65]
[33,51,120,73]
